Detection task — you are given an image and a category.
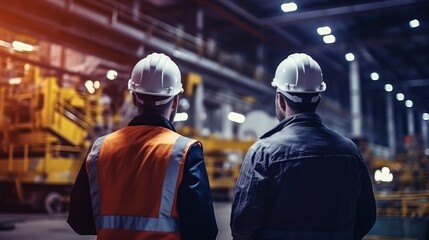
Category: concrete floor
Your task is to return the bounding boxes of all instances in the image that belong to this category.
[0,201,232,240]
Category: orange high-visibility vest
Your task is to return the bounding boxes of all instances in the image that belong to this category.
[86,125,197,240]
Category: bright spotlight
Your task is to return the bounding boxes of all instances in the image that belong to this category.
[370,72,379,81]
[409,19,420,28]
[174,112,188,122]
[423,113,429,121]
[405,100,413,108]
[345,53,355,62]
[106,70,118,80]
[384,84,393,92]
[396,93,404,101]
[281,2,298,12]
[228,112,245,123]
[323,35,336,44]
[317,26,331,35]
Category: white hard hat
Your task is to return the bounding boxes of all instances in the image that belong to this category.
[128,53,183,105]
[272,53,326,102]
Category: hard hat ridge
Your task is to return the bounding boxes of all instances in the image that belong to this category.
[272,53,326,103]
[128,52,183,105]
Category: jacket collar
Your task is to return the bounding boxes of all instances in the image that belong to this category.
[260,112,322,139]
[128,114,176,131]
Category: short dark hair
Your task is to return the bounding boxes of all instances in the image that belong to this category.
[134,93,173,114]
[281,92,321,113]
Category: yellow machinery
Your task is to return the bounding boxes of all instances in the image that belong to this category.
[0,67,103,213]
[179,126,254,200]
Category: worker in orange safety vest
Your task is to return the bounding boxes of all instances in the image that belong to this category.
[67,52,218,240]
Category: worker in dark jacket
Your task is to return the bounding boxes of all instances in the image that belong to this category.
[230,53,376,240]
[68,53,218,240]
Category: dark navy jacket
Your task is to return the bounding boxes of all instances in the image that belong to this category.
[67,114,218,240]
[231,112,376,240]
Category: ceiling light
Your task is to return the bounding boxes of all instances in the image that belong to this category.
[228,112,245,123]
[409,19,420,28]
[396,93,404,101]
[345,53,355,62]
[106,70,118,80]
[93,80,101,89]
[384,84,393,92]
[174,112,188,122]
[281,2,298,12]
[423,113,429,121]
[405,100,413,108]
[317,26,331,35]
[12,40,34,52]
[323,35,336,44]
[370,72,379,81]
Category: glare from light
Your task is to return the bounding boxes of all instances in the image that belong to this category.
[85,80,95,94]
[405,100,413,108]
[179,98,190,111]
[93,80,101,89]
[228,112,246,123]
[281,2,298,12]
[317,26,331,35]
[374,167,393,182]
[396,93,404,101]
[425,149,429,156]
[409,19,420,28]
[8,77,22,85]
[345,53,355,62]
[423,113,429,121]
[370,72,379,81]
[323,35,336,44]
[174,112,188,122]
[12,41,34,52]
[106,70,118,80]
[200,112,207,120]
[384,84,393,92]
[0,40,11,48]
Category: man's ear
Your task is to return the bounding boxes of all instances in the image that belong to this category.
[277,93,286,111]
[171,95,179,109]
[131,92,138,107]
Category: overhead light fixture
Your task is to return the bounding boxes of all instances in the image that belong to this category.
[345,53,355,62]
[396,93,404,101]
[384,84,393,92]
[423,113,429,121]
[9,77,22,85]
[317,26,331,35]
[106,70,118,80]
[0,40,11,48]
[409,19,420,28]
[174,112,188,122]
[228,112,245,123]
[405,100,413,108]
[281,2,298,12]
[93,80,101,89]
[12,40,34,52]
[85,80,95,94]
[370,72,379,81]
[323,35,336,44]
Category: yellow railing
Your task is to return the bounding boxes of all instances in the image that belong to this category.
[375,191,429,218]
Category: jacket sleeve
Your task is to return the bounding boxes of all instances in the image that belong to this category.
[67,153,97,235]
[230,144,268,240]
[353,161,377,240]
[177,142,218,240]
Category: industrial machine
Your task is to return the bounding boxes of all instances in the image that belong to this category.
[0,67,103,213]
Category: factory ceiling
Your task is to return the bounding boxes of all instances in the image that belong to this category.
[0,0,429,115]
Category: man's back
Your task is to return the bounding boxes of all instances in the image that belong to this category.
[231,113,376,239]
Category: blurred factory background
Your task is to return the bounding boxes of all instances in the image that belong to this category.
[0,0,428,239]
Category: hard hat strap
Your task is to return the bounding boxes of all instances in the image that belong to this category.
[278,90,320,103]
[135,95,175,106]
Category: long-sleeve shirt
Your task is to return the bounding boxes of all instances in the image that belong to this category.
[230,112,376,240]
[67,114,218,240]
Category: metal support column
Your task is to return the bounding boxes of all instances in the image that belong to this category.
[349,59,362,137]
[407,108,415,136]
[421,118,428,149]
[221,103,233,139]
[386,93,396,156]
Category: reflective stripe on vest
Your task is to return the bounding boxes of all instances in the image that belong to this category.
[261,229,353,240]
[86,133,194,233]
